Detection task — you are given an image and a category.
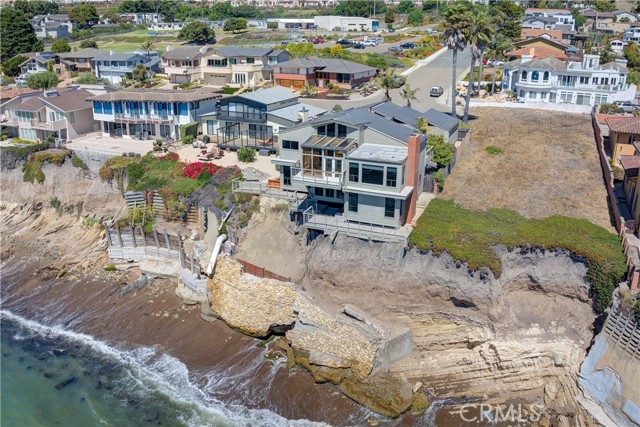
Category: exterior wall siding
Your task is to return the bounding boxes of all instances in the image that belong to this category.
[344,193,401,227]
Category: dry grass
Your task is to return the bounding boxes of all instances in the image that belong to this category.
[442,108,612,230]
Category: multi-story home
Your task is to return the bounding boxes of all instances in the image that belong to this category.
[615,11,638,23]
[88,87,221,140]
[503,53,635,108]
[29,14,74,38]
[610,39,629,55]
[274,56,377,90]
[523,8,575,31]
[57,48,106,75]
[160,46,290,86]
[119,13,163,25]
[18,52,58,79]
[623,23,640,43]
[506,36,572,60]
[269,103,428,243]
[605,116,640,165]
[93,51,161,84]
[201,86,326,151]
[2,87,97,142]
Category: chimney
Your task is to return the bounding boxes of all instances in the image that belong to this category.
[529,47,535,57]
[405,134,422,224]
[298,106,309,122]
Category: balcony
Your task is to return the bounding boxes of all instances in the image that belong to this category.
[216,110,266,123]
[30,119,66,131]
[291,164,346,188]
[113,112,172,122]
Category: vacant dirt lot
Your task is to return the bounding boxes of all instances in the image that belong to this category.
[442,108,612,230]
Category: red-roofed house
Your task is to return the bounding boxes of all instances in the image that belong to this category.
[619,144,640,223]
[520,29,563,43]
[605,116,640,164]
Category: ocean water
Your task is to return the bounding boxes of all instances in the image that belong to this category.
[0,310,325,427]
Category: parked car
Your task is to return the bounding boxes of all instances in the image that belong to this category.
[352,43,366,49]
[388,28,396,33]
[390,75,406,88]
[430,86,444,97]
[362,40,377,46]
[425,28,437,34]
[614,101,639,113]
[389,46,403,53]
[400,42,416,49]
[337,39,353,46]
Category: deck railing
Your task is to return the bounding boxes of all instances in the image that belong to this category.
[291,165,346,187]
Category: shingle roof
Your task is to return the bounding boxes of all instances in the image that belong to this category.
[275,56,377,74]
[12,88,93,112]
[235,86,298,104]
[620,155,640,176]
[422,108,459,132]
[520,29,563,42]
[519,56,567,70]
[212,47,272,58]
[57,48,108,59]
[605,116,640,135]
[0,88,39,101]
[600,61,628,71]
[268,49,286,57]
[93,52,145,62]
[88,87,221,103]
[267,102,327,122]
[506,47,568,60]
[370,102,459,132]
[161,46,209,60]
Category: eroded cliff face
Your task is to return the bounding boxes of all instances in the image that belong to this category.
[304,236,599,426]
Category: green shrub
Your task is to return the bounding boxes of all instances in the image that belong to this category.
[103,264,117,272]
[71,155,89,170]
[427,134,454,168]
[179,122,198,140]
[485,146,503,155]
[56,269,67,278]
[409,199,627,313]
[433,169,445,190]
[83,216,100,227]
[50,197,62,211]
[22,149,70,183]
[237,147,256,163]
[182,134,195,145]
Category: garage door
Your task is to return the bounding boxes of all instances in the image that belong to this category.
[204,74,228,86]
[292,80,304,89]
[277,79,292,87]
[173,75,189,84]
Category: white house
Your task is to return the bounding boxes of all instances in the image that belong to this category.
[503,53,635,109]
[93,51,161,84]
[119,13,163,25]
[610,39,629,55]
[314,16,380,32]
[523,8,575,31]
[614,11,638,23]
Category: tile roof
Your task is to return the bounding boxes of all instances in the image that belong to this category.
[89,87,221,103]
[619,155,640,176]
[161,46,210,60]
[0,88,39,101]
[275,56,376,74]
[266,102,327,122]
[605,116,640,135]
[235,86,298,104]
[520,29,563,42]
[12,87,93,112]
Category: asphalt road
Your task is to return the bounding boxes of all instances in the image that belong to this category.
[302,47,472,114]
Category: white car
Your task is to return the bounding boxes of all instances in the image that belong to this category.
[362,40,377,47]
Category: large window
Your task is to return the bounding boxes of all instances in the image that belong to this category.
[317,123,348,137]
[384,198,395,218]
[349,162,359,182]
[207,58,228,67]
[348,193,358,212]
[362,164,384,185]
[282,140,299,150]
[93,101,102,113]
[386,167,397,187]
[282,165,291,185]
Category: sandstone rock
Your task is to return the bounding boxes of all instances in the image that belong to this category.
[338,371,414,419]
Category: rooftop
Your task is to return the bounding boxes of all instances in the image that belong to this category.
[212,47,272,58]
[520,29,563,42]
[12,87,93,112]
[275,56,377,74]
[348,143,407,163]
[267,102,327,122]
[89,87,222,103]
[161,46,209,60]
[619,155,640,176]
[302,135,357,150]
[605,116,640,135]
[235,86,298,104]
[0,88,39,101]
[57,48,107,59]
[93,51,145,62]
[370,102,459,132]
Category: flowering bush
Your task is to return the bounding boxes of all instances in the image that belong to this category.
[182,162,220,179]
[159,152,179,161]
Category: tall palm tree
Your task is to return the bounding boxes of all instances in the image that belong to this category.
[374,69,396,101]
[141,39,155,60]
[488,34,513,96]
[400,83,419,108]
[462,9,494,124]
[442,4,472,119]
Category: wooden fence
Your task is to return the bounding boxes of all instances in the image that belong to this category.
[237,259,291,282]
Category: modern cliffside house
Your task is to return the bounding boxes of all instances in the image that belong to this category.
[605,116,640,165]
[368,101,459,143]
[200,86,326,152]
[2,87,97,142]
[270,104,429,242]
[88,87,221,140]
[503,53,635,108]
[160,46,290,87]
[93,51,161,84]
[274,57,377,90]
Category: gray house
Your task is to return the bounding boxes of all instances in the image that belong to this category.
[270,103,429,242]
[369,102,459,143]
[93,51,161,85]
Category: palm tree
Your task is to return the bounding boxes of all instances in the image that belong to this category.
[416,117,429,135]
[374,69,396,101]
[462,9,494,124]
[488,34,513,96]
[141,40,155,60]
[442,4,471,119]
[400,83,419,108]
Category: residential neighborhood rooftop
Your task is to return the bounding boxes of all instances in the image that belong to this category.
[88,87,222,103]
[213,47,272,57]
[161,46,209,60]
[348,143,408,163]
[234,86,298,104]
[276,56,376,74]
[370,102,459,132]
[605,116,640,134]
[12,87,93,112]
[267,103,327,122]
[57,48,107,59]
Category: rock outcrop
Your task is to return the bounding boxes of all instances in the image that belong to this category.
[304,235,600,425]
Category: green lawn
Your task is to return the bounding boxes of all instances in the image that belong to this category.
[409,198,627,312]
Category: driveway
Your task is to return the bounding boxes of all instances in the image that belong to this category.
[301,47,472,113]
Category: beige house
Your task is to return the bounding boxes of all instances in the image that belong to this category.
[605,116,640,165]
[3,87,97,142]
[620,146,640,223]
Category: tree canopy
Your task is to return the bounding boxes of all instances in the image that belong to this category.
[489,0,524,40]
[397,0,415,14]
[384,9,395,23]
[223,17,247,33]
[76,73,106,84]
[2,55,27,77]
[14,0,58,16]
[408,9,424,26]
[51,39,71,53]
[287,42,316,58]
[132,64,147,82]
[177,22,215,44]
[69,4,99,26]
[0,9,39,61]
[26,71,58,90]
[427,134,454,168]
[334,0,371,18]
[625,42,640,69]
[79,40,98,49]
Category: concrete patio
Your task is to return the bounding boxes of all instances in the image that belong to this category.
[66,133,154,156]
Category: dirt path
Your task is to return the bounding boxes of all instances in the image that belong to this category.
[442,108,613,230]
